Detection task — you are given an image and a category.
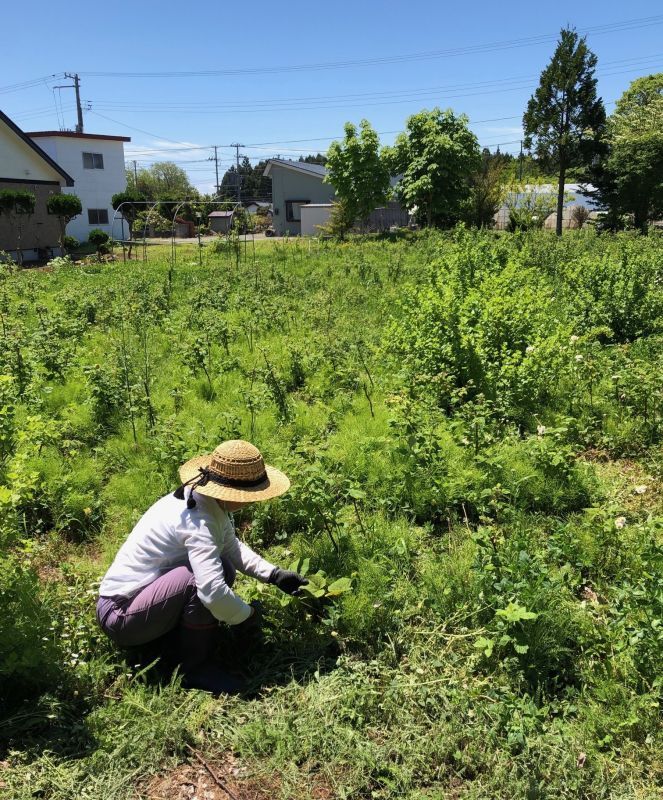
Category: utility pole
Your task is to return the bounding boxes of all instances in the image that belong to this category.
[209,146,220,197]
[54,73,84,133]
[518,140,524,182]
[230,143,244,203]
[65,73,83,133]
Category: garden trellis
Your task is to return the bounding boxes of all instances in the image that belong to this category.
[109,200,250,269]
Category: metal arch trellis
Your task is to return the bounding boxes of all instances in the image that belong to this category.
[110,199,252,269]
[169,199,248,273]
[109,200,162,263]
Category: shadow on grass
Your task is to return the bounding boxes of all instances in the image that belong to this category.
[116,622,341,700]
[0,691,98,762]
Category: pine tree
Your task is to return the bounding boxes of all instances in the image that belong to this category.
[523,28,606,235]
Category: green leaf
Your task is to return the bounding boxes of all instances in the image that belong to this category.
[326,577,353,597]
[474,636,494,657]
[513,643,529,654]
[495,602,538,623]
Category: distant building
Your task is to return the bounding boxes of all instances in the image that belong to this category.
[263,160,335,235]
[494,183,600,230]
[0,110,74,262]
[208,210,235,234]
[26,130,130,242]
[243,200,272,216]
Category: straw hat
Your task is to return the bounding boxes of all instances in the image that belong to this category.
[178,440,290,503]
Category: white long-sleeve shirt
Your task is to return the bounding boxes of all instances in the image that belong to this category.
[99,489,276,625]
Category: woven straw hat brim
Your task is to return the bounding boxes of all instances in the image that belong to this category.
[179,454,290,502]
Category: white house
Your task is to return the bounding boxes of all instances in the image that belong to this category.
[26,130,130,242]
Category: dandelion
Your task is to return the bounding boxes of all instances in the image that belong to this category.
[614,516,627,529]
[570,335,579,344]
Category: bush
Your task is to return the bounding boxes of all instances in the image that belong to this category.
[63,235,79,252]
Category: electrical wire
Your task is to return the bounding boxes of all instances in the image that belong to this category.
[77,15,663,79]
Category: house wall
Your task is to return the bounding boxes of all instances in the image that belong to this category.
[33,137,127,242]
[300,204,333,236]
[0,180,63,261]
[209,216,233,233]
[270,167,335,235]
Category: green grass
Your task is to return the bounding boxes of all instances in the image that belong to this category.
[0,229,661,799]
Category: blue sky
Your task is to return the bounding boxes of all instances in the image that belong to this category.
[2,1,662,192]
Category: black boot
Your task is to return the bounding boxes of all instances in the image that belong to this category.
[178,622,245,696]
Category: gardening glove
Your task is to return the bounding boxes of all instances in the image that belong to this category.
[269,567,309,596]
[234,600,263,637]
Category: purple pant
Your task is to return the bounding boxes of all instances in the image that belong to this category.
[96,559,236,670]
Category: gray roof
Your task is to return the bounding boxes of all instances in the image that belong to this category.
[264,159,327,179]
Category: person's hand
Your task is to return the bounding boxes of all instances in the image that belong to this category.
[269,567,309,596]
[234,600,263,637]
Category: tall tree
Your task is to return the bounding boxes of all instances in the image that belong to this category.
[131,162,196,201]
[523,28,606,236]
[325,120,390,230]
[591,73,663,233]
[387,108,480,228]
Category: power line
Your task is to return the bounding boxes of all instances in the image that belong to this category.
[83,52,663,115]
[75,15,663,79]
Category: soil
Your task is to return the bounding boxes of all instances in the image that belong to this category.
[140,751,335,800]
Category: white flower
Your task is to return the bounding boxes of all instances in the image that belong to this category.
[614,516,627,529]
[526,345,536,354]
[570,335,579,344]
[537,425,546,437]
[575,354,584,362]
[634,485,648,495]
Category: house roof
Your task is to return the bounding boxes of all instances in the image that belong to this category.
[27,130,131,142]
[263,159,327,179]
[208,210,234,218]
[0,110,75,186]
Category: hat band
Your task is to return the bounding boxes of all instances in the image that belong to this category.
[205,467,268,489]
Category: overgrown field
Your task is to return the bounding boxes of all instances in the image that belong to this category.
[1,229,662,799]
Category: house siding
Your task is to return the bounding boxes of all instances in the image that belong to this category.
[31,136,128,242]
[0,180,63,260]
[270,166,335,235]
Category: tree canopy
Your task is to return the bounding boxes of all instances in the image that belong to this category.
[128,162,196,201]
[326,120,390,230]
[523,28,606,235]
[591,72,663,232]
[387,108,480,227]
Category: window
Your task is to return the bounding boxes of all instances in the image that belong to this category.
[285,199,309,222]
[82,152,104,169]
[88,209,109,225]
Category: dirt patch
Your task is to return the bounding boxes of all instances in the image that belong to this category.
[580,455,663,515]
[140,751,334,800]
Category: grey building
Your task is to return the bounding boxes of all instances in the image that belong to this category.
[263,159,335,235]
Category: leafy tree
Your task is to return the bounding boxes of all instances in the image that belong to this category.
[88,228,110,259]
[523,28,606,236]
[129,162,196,201]
[46,193,82,253]
[591,73,663,233]
[326,120,390,231]
[387,108,480,227]
[463,151,507,227]
[0,190,36,265]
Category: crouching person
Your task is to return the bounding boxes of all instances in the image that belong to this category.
[96,440,307,694]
